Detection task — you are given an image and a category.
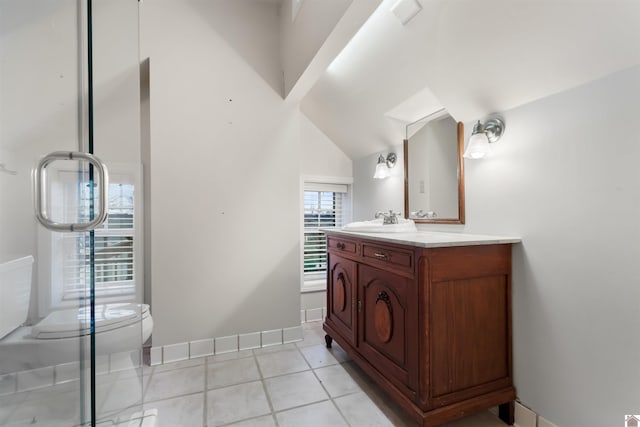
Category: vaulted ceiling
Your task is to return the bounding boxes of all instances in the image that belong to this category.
[299,0,640,159]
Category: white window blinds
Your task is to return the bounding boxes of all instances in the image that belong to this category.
[303,183,348,281]
[56,175,136,300]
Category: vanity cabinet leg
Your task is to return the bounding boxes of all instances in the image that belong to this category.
[325,334,333,348]
[498,401,515,425]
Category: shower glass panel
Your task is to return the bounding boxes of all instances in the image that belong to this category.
[0,1,143,426]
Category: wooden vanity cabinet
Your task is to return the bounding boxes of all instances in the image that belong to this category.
[323,232,516,427]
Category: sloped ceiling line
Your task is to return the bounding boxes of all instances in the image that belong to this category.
[300,0,640,160]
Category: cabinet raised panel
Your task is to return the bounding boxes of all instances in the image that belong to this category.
[334,275,346,312]
[430,275,510,401]
[323,233,516,427]
[374,292,392,343]
[325,253,357,346]
[359,263,418,397]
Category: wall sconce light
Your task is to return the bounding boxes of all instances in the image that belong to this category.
[373,153,396,179]
[463,117,505,159]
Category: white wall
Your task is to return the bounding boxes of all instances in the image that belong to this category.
[141,1,302,346]
[0,1,79,272]
[464,65,640,427]
[0,1,140,320]
[92,1,141,165]
[351,65,640,426]
[352,144,404,221]
[299,112,352,314]
[280,0,352,97]
[300,113,352,177]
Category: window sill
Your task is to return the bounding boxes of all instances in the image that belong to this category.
[53,294,136,311]
[301,279,326,293]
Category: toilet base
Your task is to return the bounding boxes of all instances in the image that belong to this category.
[0,315,152,375]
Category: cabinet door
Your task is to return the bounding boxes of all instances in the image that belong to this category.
[326,253,357,346]
[359,264,418,395]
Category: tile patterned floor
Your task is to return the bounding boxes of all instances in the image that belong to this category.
[140,321,508,427]
[0,321,510,426]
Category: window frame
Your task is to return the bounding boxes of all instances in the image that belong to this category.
[300,176,352,293]
[37,163,143,316]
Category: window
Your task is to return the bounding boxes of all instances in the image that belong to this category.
[303,182,350,288]
[39,164,141,312]
[60,181,135,299]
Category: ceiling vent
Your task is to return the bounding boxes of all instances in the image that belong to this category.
[390,0,422,26]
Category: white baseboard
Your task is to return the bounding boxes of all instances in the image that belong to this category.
[149,324,304,366]
[301,307,326,323]
[515,401,558,427]
[1,349,143,396]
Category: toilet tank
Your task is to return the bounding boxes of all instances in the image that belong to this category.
[0,256,34,339]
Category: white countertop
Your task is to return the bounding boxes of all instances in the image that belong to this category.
[324,229,521,248]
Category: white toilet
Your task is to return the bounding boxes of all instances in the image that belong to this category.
[0,256,153,374]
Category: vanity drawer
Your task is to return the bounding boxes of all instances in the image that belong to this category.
[362,243,414,273]
[328,236,359,255]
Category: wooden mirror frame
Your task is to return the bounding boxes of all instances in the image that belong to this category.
[403,121,465,224]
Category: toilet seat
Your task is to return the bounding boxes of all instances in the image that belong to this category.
[30,303,150,339]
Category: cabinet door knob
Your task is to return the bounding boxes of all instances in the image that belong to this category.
[337,242,345,250]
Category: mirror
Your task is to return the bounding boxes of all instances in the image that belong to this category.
[403,114,465,224]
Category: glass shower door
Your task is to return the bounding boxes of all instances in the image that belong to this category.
[0,1,143,426]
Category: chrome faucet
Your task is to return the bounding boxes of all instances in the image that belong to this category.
[375,210,401,225]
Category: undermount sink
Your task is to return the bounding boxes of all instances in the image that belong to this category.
[342,219,417,233]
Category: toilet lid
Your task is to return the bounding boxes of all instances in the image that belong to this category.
[31,303,149,339]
